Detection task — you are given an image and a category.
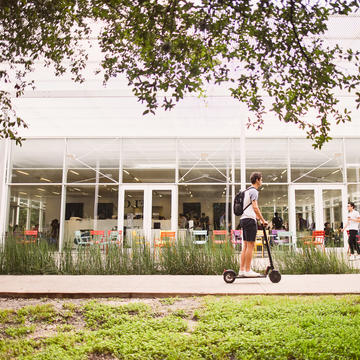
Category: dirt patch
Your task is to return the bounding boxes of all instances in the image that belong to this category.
[0,296,204,339]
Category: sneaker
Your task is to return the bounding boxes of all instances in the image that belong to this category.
[244,269,261,277]
[238,270,245,276]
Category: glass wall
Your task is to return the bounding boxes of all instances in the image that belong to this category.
[8,185,62,244]
[3,137,360,249]
[123,139,176,183]
[64,184,118,245]
[11,139,64,184]
[290,139,343,183]
[246,139,288,184]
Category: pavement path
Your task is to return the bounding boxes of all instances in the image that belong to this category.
[1,274,360,298]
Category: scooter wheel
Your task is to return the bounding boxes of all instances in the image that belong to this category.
[269,270,281,283]
[223,270,236,284]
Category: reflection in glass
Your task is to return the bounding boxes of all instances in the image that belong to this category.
[323,189,343,247]
[295,190,314,243]
[64,185,118,246]
[123,190,144,247]
[7,185,61,245]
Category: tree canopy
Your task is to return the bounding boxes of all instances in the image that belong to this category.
[1,0,359,147]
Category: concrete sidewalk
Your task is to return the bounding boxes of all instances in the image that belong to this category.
[1,274,360,298]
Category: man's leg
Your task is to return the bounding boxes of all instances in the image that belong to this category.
[243,241,255,272]
[349,231,356,255]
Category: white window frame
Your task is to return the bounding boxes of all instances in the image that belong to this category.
[289,184,347,249]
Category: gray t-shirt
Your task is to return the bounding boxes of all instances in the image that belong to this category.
[240,187,258,221]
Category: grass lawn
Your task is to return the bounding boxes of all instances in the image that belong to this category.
[0,295,360,359]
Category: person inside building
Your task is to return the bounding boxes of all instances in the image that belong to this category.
[324,222,334,246]
[49,219,59,245]
[272,212,283,230]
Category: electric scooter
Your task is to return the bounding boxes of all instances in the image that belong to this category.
[223,224,281,283]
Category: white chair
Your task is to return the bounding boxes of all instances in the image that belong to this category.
[276,231,294,250]
[191,230,208,244]
[74,230,91,246]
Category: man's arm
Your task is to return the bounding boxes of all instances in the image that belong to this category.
[252,200,268,226]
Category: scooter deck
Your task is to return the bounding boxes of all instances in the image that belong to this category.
[235,274,267,279]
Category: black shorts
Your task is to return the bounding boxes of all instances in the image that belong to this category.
[240,218,257,242]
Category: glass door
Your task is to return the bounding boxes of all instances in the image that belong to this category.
[123,189,144,247]
[120,185,177,247]
[289,185,346,248]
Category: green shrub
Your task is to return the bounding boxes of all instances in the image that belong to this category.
[274,246,358,274]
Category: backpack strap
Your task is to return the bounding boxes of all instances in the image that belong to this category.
[242,186,255,213]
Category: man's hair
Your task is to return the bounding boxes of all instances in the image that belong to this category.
[348,202,356,209]
[250,172,262,184]
[274,212,279,216]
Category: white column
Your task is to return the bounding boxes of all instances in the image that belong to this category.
[26,198,31,230]
[240,116,246,190]
[231,138,235,231]
[288,186,296,246]
[342,185,348,251]
[117,139,123,243]
[0,140,11,244]
[315,188,323,231]
[16,197,20,225]
[225,165,229,232]
[58,139,67,251]
[143,186,152,244]
[171,186,178,235]
[93,160,100,230]
[39,200,44,232]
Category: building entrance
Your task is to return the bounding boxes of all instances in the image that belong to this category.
[289,184,347,248]
[119,184,178,246]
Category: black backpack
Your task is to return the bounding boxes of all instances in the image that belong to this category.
[233,187,253,216]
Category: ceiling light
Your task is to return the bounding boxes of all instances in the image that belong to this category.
[16,170,29,176]
[70,170,80,175]
[112,188,117,191]
[128,194,133,198]
[98,195,102,198]
[52,192,60,195]
[281,170,287,175]
[134,177,140,182]
[331,169,340,174]
[73,188,81,191]
[123,170,130,175]
[273,177,278,181]
[19,192,27,195]
[37,188,46,192]
[40,177,51,182]
[159,194,163,198]
[35,195,42,198]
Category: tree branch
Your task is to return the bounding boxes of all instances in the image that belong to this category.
[289,0,314,64]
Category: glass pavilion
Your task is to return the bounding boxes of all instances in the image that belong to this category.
[0,14,359,250]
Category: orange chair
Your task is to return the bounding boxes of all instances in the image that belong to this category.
[304,230,325,251]
[154,231,176,258]
[18,230,38,244]
[212,230,228,245]
[155,231,176,248]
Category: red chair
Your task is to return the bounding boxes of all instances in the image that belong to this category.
[304,230,325,251]
[212,230,228,245]
[18,230,38,244]
[91,230,106,250]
